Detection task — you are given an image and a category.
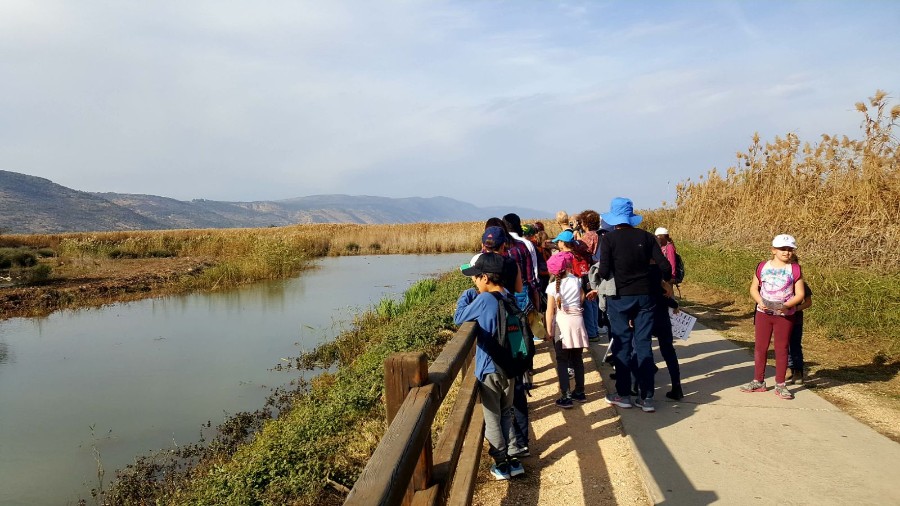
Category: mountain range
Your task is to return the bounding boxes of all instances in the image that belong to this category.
[0,170,549,234]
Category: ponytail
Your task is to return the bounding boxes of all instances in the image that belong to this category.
[555,276,562,310]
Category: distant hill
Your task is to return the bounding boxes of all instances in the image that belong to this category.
[0,170,550,234]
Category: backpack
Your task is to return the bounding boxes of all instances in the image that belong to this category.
[755,261,801,284]
[755,261,802,312]
[673,253,685,285]
[489,292,536,377]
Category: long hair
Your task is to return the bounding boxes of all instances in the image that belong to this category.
[555,275,563,310]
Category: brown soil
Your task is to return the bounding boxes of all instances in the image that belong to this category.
[0,256,214,320]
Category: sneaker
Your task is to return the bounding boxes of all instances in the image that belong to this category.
[532,336,544,344]
[599,326,609,335]
[588,335,602,343]
[634,397,655,412]
[740,380,767,393]
[555,396,574,409]
[568,367,575,378]
[507,457,525,477]
[605,394,633,408]
[794,369,804,385]
[490,461,511,480]
[571,391,587,403]
[665,388,684,400]
[509,446,530,458]
[774,383,794,400]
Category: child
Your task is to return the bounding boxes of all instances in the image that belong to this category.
[786,251,813,385]
[454,252,525,480]
[655,279,683,400]
[742,234,806,399]
[544,251,590,408]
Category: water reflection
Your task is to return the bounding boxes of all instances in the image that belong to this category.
[0,253,470,506]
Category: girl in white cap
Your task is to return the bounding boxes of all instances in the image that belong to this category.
[742,234,806,399]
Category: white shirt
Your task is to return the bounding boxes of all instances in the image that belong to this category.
[510,232,540,280]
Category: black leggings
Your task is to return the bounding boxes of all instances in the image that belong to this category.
[554,339,585,395]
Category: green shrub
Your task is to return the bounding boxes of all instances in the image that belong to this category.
[0,247,38,268]
[27,264,52,284]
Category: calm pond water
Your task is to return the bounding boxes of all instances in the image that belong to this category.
[0,253,471,506]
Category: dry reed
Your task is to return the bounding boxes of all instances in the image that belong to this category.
[664,90,899,271]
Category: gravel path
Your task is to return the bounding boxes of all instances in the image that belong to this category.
[472,340,650,506]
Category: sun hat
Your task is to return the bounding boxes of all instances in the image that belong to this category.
[654,227,669,236]
[481,226,507,249]
[546,251,574,276]
[551,230,575,243]
[772,234,797,249]
[600,197,643,227]
[460,252,505,276]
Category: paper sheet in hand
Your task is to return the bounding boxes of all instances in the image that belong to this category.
[669,308,697,341]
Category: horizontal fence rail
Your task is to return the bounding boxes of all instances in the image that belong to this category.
[345,322,482,506]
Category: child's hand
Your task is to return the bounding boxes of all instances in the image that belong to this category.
[585,289,598,300]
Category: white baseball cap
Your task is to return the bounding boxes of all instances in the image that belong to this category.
[772,234,797,249]
[654,227,669,236]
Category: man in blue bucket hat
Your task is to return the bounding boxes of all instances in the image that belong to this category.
[598,197,672,413]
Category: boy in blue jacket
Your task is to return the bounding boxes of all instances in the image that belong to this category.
[454,252,524,481]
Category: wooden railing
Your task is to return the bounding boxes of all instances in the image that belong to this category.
[344,321,483,506]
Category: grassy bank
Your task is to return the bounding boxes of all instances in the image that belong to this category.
[103,270,472,505]
[676,241,900,361]
[0,222,489,318]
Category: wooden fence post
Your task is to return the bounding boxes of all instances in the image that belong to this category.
[384,353,433,506]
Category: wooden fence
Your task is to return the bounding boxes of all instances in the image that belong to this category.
[344,321,483,506]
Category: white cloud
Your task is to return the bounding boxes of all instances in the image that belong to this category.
[1,0,898,214]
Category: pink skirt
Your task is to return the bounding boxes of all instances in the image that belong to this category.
[555,309,590,350]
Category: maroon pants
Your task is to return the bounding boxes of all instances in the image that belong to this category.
[754,311,796,384]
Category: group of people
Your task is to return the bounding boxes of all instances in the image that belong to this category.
[453,196,812,481]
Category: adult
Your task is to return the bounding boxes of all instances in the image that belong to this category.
[598,197,671,413]
[577,210,602,341]
[654,227,677,281]
[503,214,540,313]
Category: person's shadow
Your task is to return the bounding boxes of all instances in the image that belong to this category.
[588,332,723,505]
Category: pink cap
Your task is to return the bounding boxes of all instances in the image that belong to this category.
[547,251,574,276]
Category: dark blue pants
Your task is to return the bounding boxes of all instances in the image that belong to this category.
[787,313,805,372]
[607,294,656,398]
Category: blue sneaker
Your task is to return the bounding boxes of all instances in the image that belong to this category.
[507,457,525,477]
[605,394,633,408]
[634,397,655,413]
[490,461,511,480]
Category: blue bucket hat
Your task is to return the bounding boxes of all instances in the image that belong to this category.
[600,197,643,227]
[552,230,575,243]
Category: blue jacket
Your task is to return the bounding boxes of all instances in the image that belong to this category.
[454,288,507,382]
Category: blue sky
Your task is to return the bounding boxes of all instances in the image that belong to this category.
[1,1,898,215]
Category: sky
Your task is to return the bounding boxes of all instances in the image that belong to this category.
[1,1,898,214]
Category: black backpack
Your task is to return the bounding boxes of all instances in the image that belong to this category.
[489,292,536,377]
[674,253,685,285]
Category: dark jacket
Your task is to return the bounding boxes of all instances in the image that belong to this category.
[598,227,672,296]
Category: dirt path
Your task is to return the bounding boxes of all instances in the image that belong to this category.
[471,341,650,506]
